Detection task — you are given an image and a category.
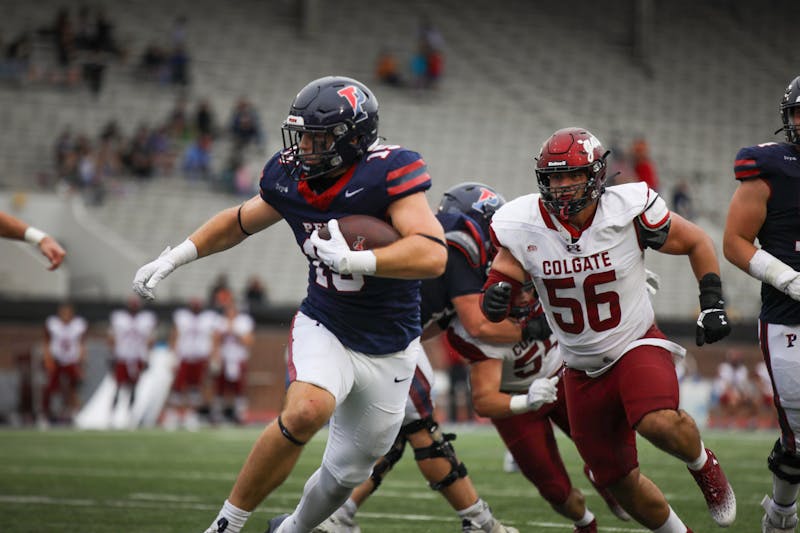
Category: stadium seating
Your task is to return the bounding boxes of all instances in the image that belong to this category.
[0,0,794,316]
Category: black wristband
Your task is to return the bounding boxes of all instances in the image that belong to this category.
[698,273,724,310]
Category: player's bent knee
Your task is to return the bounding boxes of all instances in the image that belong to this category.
[538,481,573,506]
[368,434,407,493]
[636,409,686,440]
[769,439,800,484]
[405,416,468,491]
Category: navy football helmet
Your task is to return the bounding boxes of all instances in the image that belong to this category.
[438,182,505,239]
[280,76,379,180]
[535,127,609,218]
[780,75,800,145]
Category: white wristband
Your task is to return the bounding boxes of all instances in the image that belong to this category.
[341,250,377,275]
[24,226,47,245]
[509,394,531,414]
[749,249,797,291]
[166,239,199,267]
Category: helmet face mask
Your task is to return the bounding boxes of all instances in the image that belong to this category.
[280,76,379,181]
[780,76,800,145]
[535,127,608,219]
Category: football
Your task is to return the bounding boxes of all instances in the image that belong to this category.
[318,215,401,251]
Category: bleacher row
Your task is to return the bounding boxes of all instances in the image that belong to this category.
[0,0,794,317]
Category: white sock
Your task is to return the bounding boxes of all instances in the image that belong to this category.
[774,476,800,507]
[574,509,594,527]
[207,499,250,533]
[457,498,493,529]
[340,498,358,518]
[653,506,688,533]
[686,442,708,471]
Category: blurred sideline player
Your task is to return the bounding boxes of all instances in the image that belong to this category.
[163,297,218,430]
[42,302,87,424]
[723,74,800,533]
[483,127,735,532]
[0,210,66,270]
[449,282,631,533]
[316,183,519,533]
[133,76,448,533]
[108,294,157,426]
[210,300,254,425]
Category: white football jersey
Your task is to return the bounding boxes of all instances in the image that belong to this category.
[110,310,157,362]
[216,313,255,380]
[450,317,562,393]
[173,308,219,361]
[491,183,667,371]
[46,315,88,364]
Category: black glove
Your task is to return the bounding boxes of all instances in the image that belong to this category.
[695,273,732,346]
[522,313,552,342]
[482,281,512,322]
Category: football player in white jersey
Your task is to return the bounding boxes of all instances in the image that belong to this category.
[108,295,157,416]
[210,301,255,425]
[43,302,87,423]
[163,298,219,430]
[481,127,735,532]
[0,210,66,270]
[449,285,630,533]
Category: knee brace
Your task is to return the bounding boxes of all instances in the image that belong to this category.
[769,439,800,484]
[368,433,407,493]
[405,416,468,491]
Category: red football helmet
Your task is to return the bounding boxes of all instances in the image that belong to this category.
[535,127,609,218]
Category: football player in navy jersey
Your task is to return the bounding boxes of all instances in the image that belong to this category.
[133,76,447,533]
[724,75,800,533]
[316,183,522,533]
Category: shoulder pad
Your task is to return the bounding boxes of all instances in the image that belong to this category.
[636,191,671,250]
[445,230,482,268]
[639,191,670,230]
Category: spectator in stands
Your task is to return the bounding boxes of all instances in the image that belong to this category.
[147,125,176,176]
[123,125,155,179]
[243,275,268,312]
[195,98,217,139]
[211,300,255,425]
[54,128,80,185]
[711,349,758,428]
[138,42,167,82]
[375,47,403,87]
[81,49,106,98]
[182,133,214,181]
[672,179,694,221]
[42,302,87,425]
[108,295,157,426]
[92,7,124,59]
[1,31,36,85]
[165,97,191,142]
[169,44,190,86]
[0,210,66,270]
[630,137,660,191]
[229,98,263,150]
[163,298,219,430]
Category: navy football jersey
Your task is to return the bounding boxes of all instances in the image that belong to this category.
[260,144,432,355]
[734,142,800,323]
[420,212,490,329]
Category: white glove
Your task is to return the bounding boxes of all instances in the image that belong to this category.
[132,240,197,300]
[526,375,559,411]
[309,219,376,275]
[645,268,661,296]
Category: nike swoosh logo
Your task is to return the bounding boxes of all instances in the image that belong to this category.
[345,188,364,198]
[394,376,410,383]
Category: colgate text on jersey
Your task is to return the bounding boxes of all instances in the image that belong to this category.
[541,250,612,276]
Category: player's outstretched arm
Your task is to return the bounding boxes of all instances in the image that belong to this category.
[451,293,523,344]
[0,210,66,270]
[133,195,282,300]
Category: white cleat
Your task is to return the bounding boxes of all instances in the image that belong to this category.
[311,507,361,533]
[762,495,798,533]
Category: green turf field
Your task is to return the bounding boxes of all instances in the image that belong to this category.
[0,426,774,532]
